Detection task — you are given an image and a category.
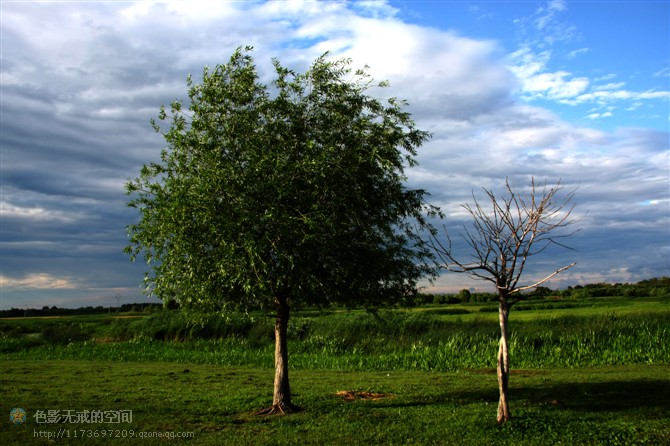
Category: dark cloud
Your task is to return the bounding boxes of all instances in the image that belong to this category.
[1,1,667,308]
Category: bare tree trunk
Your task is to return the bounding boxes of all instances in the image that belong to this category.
[497,299,511,424]
[273,295,291,408]
[257,294,298,415]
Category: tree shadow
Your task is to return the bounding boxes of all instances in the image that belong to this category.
[373,378,670,414]
[513,378,670,412]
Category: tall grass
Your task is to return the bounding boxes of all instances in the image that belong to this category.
[2,308,668,371]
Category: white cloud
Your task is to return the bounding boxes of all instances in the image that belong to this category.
[520,0,578,47]
[351,0,400,18]
[595,73,617,82]
[567,89,670,105]
[508,39,668,113]
[506,0,668,125]
[508,47,589,100]
[535,0,566,31]
[593,82,626,91]
[0,201,77,222]
[120,0,242,21]
[566,47,588,59]
[586,111,613,120]
[526,71,589,99]
[653,66,670,78]
[0,273,78,290]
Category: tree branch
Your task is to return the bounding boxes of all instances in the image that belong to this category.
[509,262,577,296]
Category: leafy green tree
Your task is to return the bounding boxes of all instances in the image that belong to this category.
[125,47,439,413]
[458,289,472,303]
[528,286,553,298]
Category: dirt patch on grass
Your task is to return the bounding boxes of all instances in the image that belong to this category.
[93,337,124,343]
[335,390,392,401]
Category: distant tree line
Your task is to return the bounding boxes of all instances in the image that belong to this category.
[0,303,162,318]
[560,277,670,299]
[414,277,670,306]
[1,277,667,318]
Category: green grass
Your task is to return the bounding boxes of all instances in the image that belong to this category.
[1,298,668,444]
[418,296,670,321]
[2,308,668,370]
[1,360,668,445]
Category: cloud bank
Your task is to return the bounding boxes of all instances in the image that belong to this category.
[1,0,668,307]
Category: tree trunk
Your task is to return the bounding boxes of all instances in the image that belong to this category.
[496,299,511,424]
[257,294,298,415]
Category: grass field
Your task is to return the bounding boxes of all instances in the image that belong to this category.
[2,361,669,445]
[1,296,669,445]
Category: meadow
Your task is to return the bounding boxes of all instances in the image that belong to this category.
[1,296,669,445]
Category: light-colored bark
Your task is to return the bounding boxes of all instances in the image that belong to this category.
[496,300,511,424]
[257,295,295,415]
[272,297,291,409]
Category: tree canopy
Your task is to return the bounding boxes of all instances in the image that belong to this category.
[124,46,439,312]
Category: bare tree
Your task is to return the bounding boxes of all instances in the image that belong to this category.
[431,177,578,424]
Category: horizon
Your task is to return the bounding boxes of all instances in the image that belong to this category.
[2,275,667,312]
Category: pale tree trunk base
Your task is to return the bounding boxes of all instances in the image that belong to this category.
[496,404,511,425]
[496,342,512,424]
[496,299,512,424]
[257,294,299,416]
[255,401,301,416]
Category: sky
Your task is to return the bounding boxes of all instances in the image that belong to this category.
[1,0,668,309]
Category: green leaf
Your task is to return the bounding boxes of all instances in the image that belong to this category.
[124,46,439,311]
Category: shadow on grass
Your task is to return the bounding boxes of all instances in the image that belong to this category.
[374,378,670,413]
[514,378,670,412]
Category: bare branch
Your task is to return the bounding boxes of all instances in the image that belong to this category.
[510,262,577,295]
[430,177,578,298]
